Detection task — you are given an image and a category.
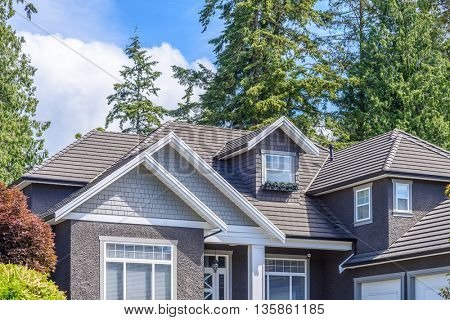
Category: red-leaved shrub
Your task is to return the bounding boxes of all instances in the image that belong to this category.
[0,183,56,274]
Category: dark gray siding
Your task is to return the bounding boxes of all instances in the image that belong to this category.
[23,183,80,217]
[67,221,204,300]
[319,178,390,253]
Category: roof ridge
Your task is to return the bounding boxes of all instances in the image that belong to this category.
[25,129,98,176]
[395,129,450,158]
[382,130,402,171]
[172,121,250,133]
[305,152,330,193]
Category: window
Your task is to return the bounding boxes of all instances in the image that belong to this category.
[103,241,174,300]
[393,180,412,214]
[262,153,295,183]
[265,257,307,300]
[354,185,372,224]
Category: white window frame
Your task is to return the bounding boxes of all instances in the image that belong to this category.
[100,236,177,300]
[392,179,413,216]
[354,184,372,226]
[264,255,309,300]
[261,150,296,184]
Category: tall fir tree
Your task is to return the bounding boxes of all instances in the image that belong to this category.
[0,0,50,185]
[173,0,340,135]
[105,33,165,134]
[330,0,449,148]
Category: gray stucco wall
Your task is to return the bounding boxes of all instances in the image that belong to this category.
[153,145,256,226]
[66,220,204,300]
[74,165,204,222]
[52,220,72,298]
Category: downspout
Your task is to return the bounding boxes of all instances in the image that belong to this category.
[204,229,222,240]
[338,252,355,274]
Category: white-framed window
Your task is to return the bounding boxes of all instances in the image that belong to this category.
[102,239,175,300]
[265,257,307,300]
[354,184,372,225]
[262,151,295,183]
[393,180,412,214]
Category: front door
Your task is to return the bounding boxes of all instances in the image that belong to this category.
[204,255,229,300]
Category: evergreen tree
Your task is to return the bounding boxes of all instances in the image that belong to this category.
[173,0,339,135]
[105,33,165,134]
[330,0,449,148]
[0,0,49,185]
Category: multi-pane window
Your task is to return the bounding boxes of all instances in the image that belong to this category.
[104,242,173,300]
[394,182,411,213]
[265,258,307,300]
[263,154,294,183]
[355,186,371,223]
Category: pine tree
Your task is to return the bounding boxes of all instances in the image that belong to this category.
[330,0,449,148]
[173,0,339,135]
[0,0,49,185]
[105,33,165,134]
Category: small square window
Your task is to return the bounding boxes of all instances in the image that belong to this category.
[354,185,372,224]
[263,153,294,183]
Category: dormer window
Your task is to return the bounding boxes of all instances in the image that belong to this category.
[262,151,295,183]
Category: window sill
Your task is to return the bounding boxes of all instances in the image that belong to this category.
[354,219,372,227]
[392,211,413,218]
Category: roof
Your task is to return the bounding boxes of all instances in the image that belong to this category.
[308,129,450,194]
[344,198,450,267]
[20,130,143,184]
[23,120,350,240]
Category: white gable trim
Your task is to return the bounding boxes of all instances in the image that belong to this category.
[53,154,228,232]
[219,116,320,159]
[151,132,286,242]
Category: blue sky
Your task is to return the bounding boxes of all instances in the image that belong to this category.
[10,0,220,155]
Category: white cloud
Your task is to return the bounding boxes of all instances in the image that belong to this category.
[19,32,212,156]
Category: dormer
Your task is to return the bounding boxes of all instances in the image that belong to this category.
[215,117,322,200]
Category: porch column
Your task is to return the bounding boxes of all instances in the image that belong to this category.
[248,244,265,300]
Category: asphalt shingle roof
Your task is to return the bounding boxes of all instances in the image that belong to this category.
[308,129,450,194]
[344,199,450,267]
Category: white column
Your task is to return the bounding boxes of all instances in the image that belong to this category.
[248,244,265,300]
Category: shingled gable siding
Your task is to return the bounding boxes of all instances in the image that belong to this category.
[388,179,448,245]
[153,145,256,226]
[68,220,204,300]
[73,165,204,222]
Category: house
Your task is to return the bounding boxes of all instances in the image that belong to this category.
[15,117,449,300]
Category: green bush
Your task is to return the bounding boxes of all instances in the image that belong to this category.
[0,264,65,300]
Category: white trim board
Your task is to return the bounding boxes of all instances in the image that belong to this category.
[219,116,320,160]
[62,212,212,230]
[205,226,353,251]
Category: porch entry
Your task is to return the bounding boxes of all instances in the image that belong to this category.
[204,253,230,300]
